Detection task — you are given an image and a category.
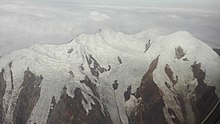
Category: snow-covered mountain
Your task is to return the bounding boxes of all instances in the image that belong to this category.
[0,29,220,124]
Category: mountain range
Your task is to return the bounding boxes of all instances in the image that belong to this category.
[0,29,220,124]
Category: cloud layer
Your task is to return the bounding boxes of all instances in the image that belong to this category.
[89,11,110,22]
[0,1,220,55]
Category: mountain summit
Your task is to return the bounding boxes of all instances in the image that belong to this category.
[0,29,220,124]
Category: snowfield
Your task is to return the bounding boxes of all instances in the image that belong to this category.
[0,29,220,124]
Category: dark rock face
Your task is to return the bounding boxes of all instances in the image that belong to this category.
[112,80,123,124]
[128,56,168,124]
[47,87,113,124]
[191,62,219,124]
[47,96,57,120]
[67,48,73,54]
[203,100,220,124]
[144,40,151,53]
[80,64,85,71]
[164,81,171,90]
[117,56,122,64]
[182,58,189,61]
[191,62,205,80]
[168,108,180,124]
[112,80,119,91]
[80,76,100,98]
[165,64,178,87]
[124,85,132,102]
[0,69,6,124]
[175,46,185,59]
[13,69,43,124]
[69,71,74,78]
[213,48,220,56]
[175,94,188,124]
[9,62,14,90]
[86,54,111,78]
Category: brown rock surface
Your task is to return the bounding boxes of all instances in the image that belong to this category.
[191,62,219,124]
[128,56,168,124]
[175,46,185,59]
[13,69,43,124]
[165,64,178,87]
[47,87,113,124]
[0,69,6,124]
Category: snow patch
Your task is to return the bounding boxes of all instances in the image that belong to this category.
[81,91,95,114]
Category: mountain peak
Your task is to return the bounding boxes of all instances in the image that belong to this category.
[0,30,219,124]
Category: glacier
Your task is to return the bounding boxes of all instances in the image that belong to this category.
[0,29,220,124]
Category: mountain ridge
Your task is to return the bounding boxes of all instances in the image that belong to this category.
[0,29,220,124]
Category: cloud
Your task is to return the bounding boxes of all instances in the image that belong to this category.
[89,11,110,21]
[159,14,179,19]
[0,1,220,56]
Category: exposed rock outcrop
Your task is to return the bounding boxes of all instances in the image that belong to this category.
[47,96,57,120]
[9,62,14,90]
[80,76,100,98]
[202,100,220,124]
[80,64,85,71]
[167,107,181,124]
[13,69,43,124]
[124,85,132,102]
[86,54,111,78]
[117,56,122,64]
[213,48,220,56]
[174,94,188,124]
[127,56,168,124]
[182,58,189,61]
[144,40,151,53]
[191,62,219,124]
[175,46,185,59]
[67,48,73,54]
[69,71,74,78]
[164,81,171,90]
[112,80,119,91]
[47,87,113,124]
[0,69,6,124]
[165,64,178,87]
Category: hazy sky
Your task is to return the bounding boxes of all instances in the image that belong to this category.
[42,0,220,8]
[0,0,220,56]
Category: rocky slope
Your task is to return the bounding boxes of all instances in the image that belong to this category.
[0,29,220,124]
[213,49,220,56]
